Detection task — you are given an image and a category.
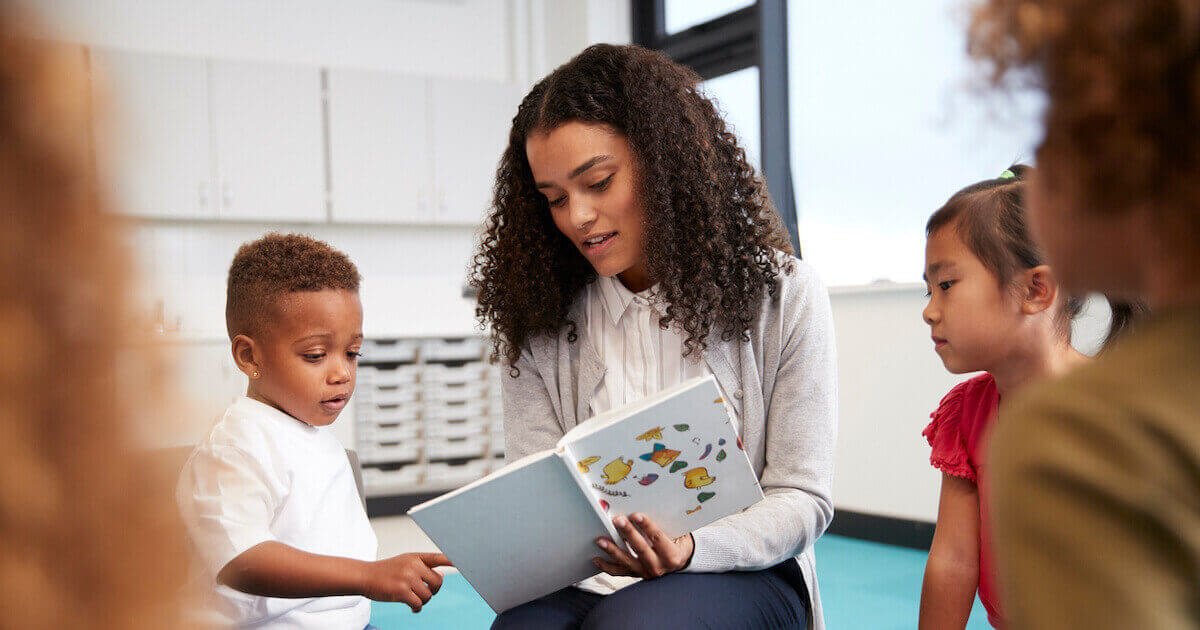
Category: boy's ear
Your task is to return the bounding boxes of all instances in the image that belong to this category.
[1021,264,1058,315]
[231,334,264,379]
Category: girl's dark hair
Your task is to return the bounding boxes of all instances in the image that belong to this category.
[926,164,1141,349]
[471,44,794,368]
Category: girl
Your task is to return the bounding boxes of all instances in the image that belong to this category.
[471,44,837,629]
[970,1,1200,627]
[917,166,1136,629]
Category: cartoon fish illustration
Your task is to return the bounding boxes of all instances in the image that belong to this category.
[602,458,634,484]
[697,491,715,503]
[670,460,689,473]
[638,474,659,486]
[686,505,703,515]
[639,443,681,468]
[673,424,690,432]
[600,499,610,512]
[683,467,716,489]
[577,456,601,473]
[713,397,724,404]
[636,427,664,441]
[716,449,727,462]
[698,444,713,460]
[719,438,726,446]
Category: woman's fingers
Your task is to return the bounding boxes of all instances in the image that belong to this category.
[615,515,667,576]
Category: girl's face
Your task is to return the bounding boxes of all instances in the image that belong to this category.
[923,225,1027,374]
[525,121,651,291]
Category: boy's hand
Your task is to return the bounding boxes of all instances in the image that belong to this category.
[361,552,452,612]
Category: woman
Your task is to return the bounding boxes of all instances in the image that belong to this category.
[472,44,837,629]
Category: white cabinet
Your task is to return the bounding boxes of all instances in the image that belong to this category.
[327,69,433,223]
[90,50,325,222]
[327,74,523,226]
[92,50,214,219]
[431,79,524,225]
[210,61,326,222]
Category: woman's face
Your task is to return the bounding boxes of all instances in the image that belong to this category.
[525,121,651,291]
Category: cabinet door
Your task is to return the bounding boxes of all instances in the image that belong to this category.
[210,60,326,222]
[90,50,214,219]
[431,79,524,226]
[327,70,432,223]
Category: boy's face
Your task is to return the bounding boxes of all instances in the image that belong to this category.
[248,289,363,427]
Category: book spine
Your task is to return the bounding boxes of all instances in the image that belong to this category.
[557,448,622,544]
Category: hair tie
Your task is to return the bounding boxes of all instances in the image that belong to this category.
[999,169,1017,180]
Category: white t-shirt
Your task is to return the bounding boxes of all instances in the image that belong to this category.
[177,396,377,629]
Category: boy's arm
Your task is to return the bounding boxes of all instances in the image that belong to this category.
[919,473,980,630]
[219,542,451,612]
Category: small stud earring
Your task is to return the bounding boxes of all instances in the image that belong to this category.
[252,371,260,379]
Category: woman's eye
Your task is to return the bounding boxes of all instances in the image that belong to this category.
[589,174,614,191]
[347,351,362,361]
[939,280,954,291]
[303,353,325,361]
[924,287,932,298]
[548,195,567,208]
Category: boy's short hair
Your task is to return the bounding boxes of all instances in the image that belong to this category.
[225,232,361,339]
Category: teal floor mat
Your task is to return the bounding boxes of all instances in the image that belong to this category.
[370,534,992,628]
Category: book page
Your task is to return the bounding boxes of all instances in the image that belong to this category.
[560,376,764,540]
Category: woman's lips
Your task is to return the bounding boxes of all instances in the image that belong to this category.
[582,231,617,256]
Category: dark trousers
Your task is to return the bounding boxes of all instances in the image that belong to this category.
[491,560,809,629]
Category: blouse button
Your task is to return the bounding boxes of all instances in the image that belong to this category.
[734,390,743,400]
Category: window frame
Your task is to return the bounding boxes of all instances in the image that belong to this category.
[633,0,799,256]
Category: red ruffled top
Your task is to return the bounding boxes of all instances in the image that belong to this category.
[923,373,1003,628]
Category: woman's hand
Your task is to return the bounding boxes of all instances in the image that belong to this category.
[593,513,694,579]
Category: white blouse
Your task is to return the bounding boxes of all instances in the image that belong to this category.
[576,275,728,595]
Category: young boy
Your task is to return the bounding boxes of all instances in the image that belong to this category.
[177,233,448,628]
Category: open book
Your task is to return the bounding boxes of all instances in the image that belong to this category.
[409,375,764,613]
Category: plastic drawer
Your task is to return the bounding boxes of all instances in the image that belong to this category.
[362,464,424,494]
[421,362,491,385]
[357,421,419,442]
[358,364,421,388]
[424,417,488,439]
[422,399,488,422]
[423,380,490,404]
[361,339,420,363]
[420,337,484,363]
[357,385,419,406]
[356,402,420,424]
[358,440,420,465]
[425,434,489,461]
[424,459,490,487]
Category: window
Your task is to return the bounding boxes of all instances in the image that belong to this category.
[786,1,1043,286]
[701,66,761,171]
[664,0,756,35]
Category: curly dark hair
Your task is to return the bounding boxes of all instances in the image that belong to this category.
[226,232,361,339]
[471,44,794,367]
[968,0,1200,239]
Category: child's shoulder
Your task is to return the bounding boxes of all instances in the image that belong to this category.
[936,373,997,412]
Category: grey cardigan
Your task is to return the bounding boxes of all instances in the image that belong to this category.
[501,256,838,630]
